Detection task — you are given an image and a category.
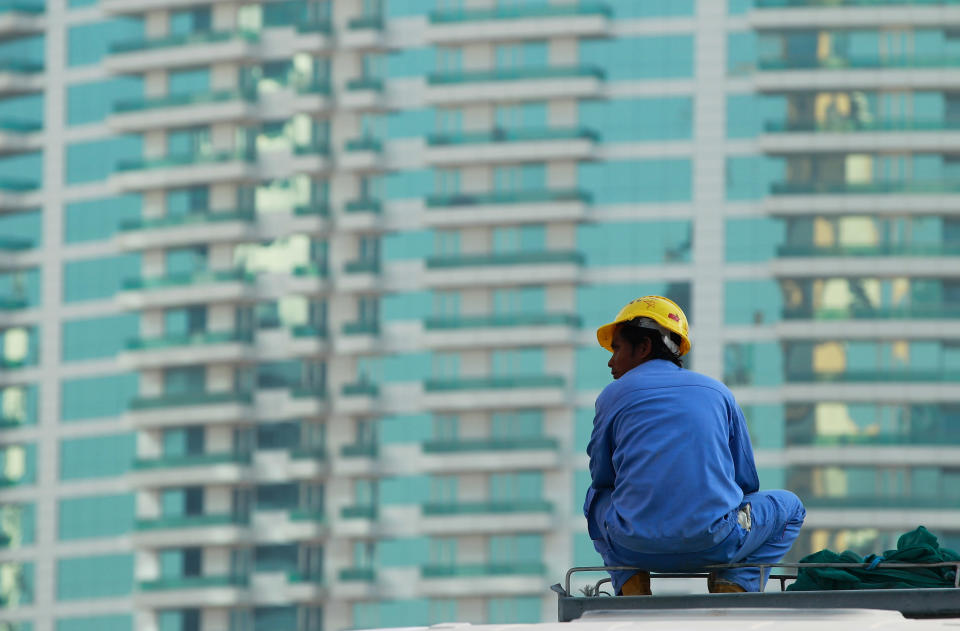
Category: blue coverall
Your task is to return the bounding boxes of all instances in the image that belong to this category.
[584,359,806,593]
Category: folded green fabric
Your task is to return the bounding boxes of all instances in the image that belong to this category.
[787,526,960,591]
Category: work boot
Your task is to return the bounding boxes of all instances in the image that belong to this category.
[621,571,651,596]
[707,572,747,593]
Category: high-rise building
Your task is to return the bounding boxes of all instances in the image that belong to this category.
[1,0,959,630]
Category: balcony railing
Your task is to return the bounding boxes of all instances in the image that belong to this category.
[430,2,610,22]
[289,509,326,522]
[424,313,581,330]
[764,119,960,134]
[0,119,41,133]
[125,330,253,351]
[340,382,379,397]
[426,188,590,208]
[799,496,960,509]
[339,441,378,457]
[343,259,380,274]
[786,370,960,383]
[110,30,258,54]
[770,180,960,195]
[777,243,960,257]
[294,203,331,217]
[347,15,384,30]
[426,250,584,269]
[340,505,377,519]
[139,575,248,591]
[344,137,383,152]
[424,375,565,392]
[296,20,333,34]
[0,60,43,74]
[113,90,256,113]
[783,305,960,320]
[129,391,253,411]
[790,432,960,446]
[119,209,255,231]
[421,562,546,578]
[339,567,375,581]
[116,149,256,172]
[0,2,45,15]
[134,513,249,531]
[422,436,559,453]
[758,55,960,71]
[0,237,33,251]
[291,324,328,338]
[344,198,382,213]
[0,177,39,191]
[756,0,960,7]
[427,127,597,145]
[341,320,379,335]
[428,65,603,85]
[422,500,553,515]
[133,452,251,470]
[122,268,254,291]
[289,447,327,461]
[346,77,384,92]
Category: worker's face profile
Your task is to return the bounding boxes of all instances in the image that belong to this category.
[607,328,649,380]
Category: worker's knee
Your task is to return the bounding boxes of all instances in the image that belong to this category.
[760,489,806,524]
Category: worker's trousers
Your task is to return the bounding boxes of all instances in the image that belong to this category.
[596,490,806,593]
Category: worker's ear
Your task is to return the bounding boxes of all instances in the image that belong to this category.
[635,336,653,363]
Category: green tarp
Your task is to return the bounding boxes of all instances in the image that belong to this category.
[787,526,960,591]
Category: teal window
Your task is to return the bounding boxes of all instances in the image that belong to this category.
[0,210,41,248]
[729,0,752,14]
[61,373,138,422]
[384,169,433,199]
[254,544,299,572]
[158,610,201,631]
[579,220,692,265]
[490,471,542,500]
[725,156,785,201]
[0,269,40,307]
[167,186,208,215]
[66,77,143,126]
[579,159,691,203]
[60,433,135,480]
[164,365,206,394]
[491,348,543,377]
[257,483,299,510]
[254,607,297,631]
[63,254,140,302]
[67,18,144,67]
[0,35,43,67]
[608,0,694,16]
[0,503,34,547]
[256,421,301,450]
[386,48,435,78]
[574,533,604,566]
[494,164,545,191]
[0,562,32,606]
[0,444,36,486]
[169,67,210,96]
[58,494,135,540]
[0,152,42,188]
[727,94,786,139]
[728,32,756,76]
[0,384,38,426]
[168,126,210,156]
[170,7,211,35]
[492,287,545,314]
[64,195,141,243]
[580,35,694,80]
[0,94,43,128]
[353,599,459,628]
[725,280,783,325]
[56,554,133,600]
[166,246,207,276]
[62,314,139,361]
[56,615,133,631]
[580,97,692,142]
[70,0,97,6]
[724,342,784,386]
[725,217,784,262]
[488,596,541,623]
[66,135,142,185]
[492,225,544,252]
[742,404,785,450]
[495,41,548,68]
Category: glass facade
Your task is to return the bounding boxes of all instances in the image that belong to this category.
[2,1,958,629]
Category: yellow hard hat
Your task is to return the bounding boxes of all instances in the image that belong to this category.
[596,295,691,356]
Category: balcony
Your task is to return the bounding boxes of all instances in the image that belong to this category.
[136,574,249,608]
[785,370,960,384]
[116,209,257,251]
[0,177,38,210]
[790,430,960,447]
[424,250,584,288]
[127,391,254,429]
[132,513,250,547]
[750,0,960,30]
[760,118,960,153]
[418,562,546,597]
[339,137,384,172]
[425,188,590,228]
[423,312,581,350]
[121,329,255,370]
[118,269,256,309]
[287,141,333,176]
[770,242,960,278]
[783,305,960,321]
[426,65,604,104]
[0,119,41,156]
[106,30,259,73]
[778,243,960,258]
[0,60,43,96]
[423,375,567,412]
[754,55,960,91]
[257,387,328,420]
[341,14,386,50]
[801,495,960,510]
[291,20,334,54]
[0,236,34,270]
[102,0,241,12]
[427,2,610,43]
[281,509,328,542]
[0,3,44,40]
[131,452,252,487]
[110,90,258,132]
[426,127,597,165]
[111,149,258,191]
[341,76,386,110]
[340,505,377,521]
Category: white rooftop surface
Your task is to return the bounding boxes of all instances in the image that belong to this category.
[363,609,960,631]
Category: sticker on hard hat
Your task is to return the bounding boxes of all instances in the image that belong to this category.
[668,313,680,322]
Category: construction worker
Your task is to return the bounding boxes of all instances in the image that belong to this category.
[584,296,805,595]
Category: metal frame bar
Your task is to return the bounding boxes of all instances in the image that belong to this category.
[553,564,960,622]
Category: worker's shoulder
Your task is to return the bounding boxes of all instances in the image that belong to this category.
[598,364,735,410]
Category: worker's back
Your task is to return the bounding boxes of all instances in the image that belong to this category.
[589,359,757,554]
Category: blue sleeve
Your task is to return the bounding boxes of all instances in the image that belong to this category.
[584,391,617,540]
[729,398,759,495]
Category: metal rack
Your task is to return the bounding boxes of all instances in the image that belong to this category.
[552,564,960,622]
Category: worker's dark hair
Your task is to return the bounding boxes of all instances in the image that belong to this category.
[617,322,683,368]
